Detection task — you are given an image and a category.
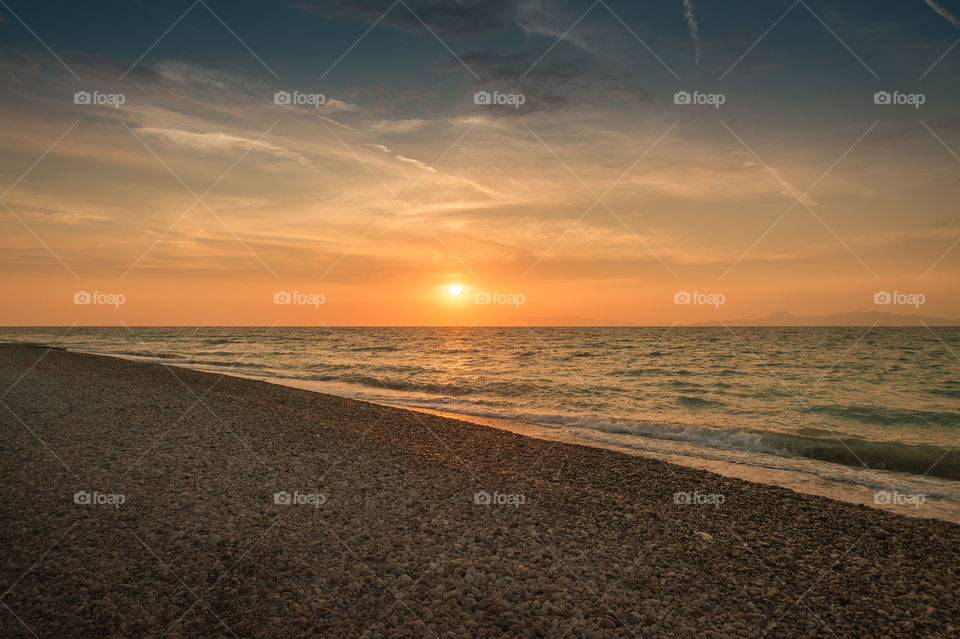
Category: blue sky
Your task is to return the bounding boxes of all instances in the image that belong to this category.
[3,0,958,107]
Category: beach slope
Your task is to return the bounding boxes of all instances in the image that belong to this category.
[0,344,957,638]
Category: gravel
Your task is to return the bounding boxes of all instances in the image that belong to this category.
[0,343,957,638]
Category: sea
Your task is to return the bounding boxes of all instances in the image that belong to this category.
[4,326,959,522]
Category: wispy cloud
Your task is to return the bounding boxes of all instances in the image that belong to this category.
[395,154,437,173]
[682,0,701,67]
[323,98,362,113]
[138,127,313,167]
[369,119,429,134]
[768,167,817,206]
[737,153,817,206]
[923,0,960,28]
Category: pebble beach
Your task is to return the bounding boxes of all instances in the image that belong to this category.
[1,343,958,638]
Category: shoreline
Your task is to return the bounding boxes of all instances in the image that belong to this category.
[1,344,958,637]
[390,405,960,525]
[53,343,960,525]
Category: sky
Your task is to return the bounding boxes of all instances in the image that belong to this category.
[1,0,959,325]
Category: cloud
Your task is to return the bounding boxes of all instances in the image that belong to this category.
[138,127,313,167]
[439,49,653,114]
[439,47,594,84]
[323,98,362,113]
[472,86,569,118]
[155,62,239,91]
[298,0,606,59]
[390,154,507,200]
[297,0,519,37]
[682,0,701,66]
[765,167,817,206]
[368,118,429,134]
[315,115,357,131]
[395,154,436,172]
[513,0,595,54]
[923,0,960,28]
[731,152,816,206]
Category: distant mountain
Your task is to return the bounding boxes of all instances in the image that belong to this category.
[519,316,635,326]
[696,311,960,327]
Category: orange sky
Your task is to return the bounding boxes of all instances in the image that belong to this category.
[2,2,959,325]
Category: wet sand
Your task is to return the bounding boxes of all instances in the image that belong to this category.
[0,344,958,638]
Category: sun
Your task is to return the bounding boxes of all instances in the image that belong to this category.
[448,285,463,297]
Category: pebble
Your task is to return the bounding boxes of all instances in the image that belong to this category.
[1,344,957,639]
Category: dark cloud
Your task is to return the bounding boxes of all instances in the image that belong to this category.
[0,51,165,90]
[476,85,569,117]
[435,48,655,115]
[296,0,519,38]
[70,52,166,84]
[438,48,594,84]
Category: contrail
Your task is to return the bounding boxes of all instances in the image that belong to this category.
[924,0,960,28]
[682,0,701,67]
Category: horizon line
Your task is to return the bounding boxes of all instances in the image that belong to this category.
[4,324,960,329]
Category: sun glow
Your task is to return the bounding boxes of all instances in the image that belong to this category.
[448,285,463,297]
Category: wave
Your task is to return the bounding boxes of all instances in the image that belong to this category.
[432,348,482,354]
[612,368,664,376]
[578,420,960,481]
[79,349,180,360]
[928,388,960,398]
[176,358,266,370]
[676,395,724,408]
[572,429,960,502]
[250,371,542,398]
[809,404,960,427]
[321,374,550,398]
[668,381,704,389]
[611,367,697,377]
